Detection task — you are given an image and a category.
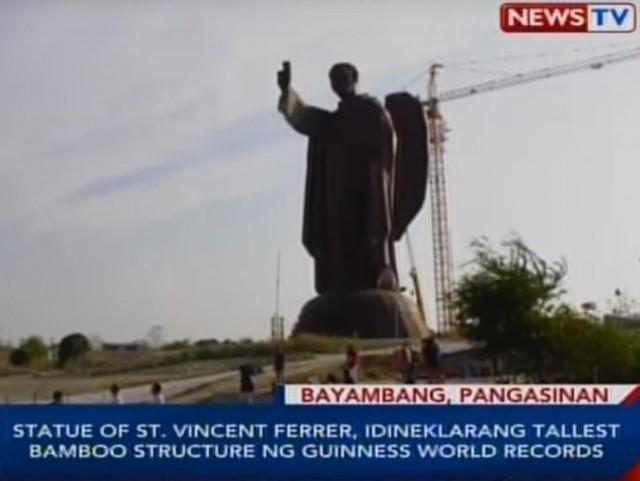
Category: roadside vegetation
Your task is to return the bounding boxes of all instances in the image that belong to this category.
[452,236,640,382]
[0,334,392,376]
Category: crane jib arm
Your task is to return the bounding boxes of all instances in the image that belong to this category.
[420,46,640,105]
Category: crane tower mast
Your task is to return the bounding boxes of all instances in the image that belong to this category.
[426,64,455,333]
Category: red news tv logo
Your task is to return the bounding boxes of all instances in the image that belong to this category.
[501,3,637,32]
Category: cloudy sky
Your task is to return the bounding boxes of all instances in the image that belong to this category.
[1,0,639,343]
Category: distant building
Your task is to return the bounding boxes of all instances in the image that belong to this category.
[604,314,640,332]
[101,340,150,352]
[88,336,103,351]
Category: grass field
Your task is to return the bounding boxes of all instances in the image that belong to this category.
[0,335,400,403]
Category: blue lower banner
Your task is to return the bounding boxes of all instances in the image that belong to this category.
[1,385,640,480]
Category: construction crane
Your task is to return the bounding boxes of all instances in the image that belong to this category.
[422,45,640,334]
[405,230,428,327]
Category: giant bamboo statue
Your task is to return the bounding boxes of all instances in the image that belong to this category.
[277,61,430,338]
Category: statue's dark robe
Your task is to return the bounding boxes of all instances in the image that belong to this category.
[279,88,427,295]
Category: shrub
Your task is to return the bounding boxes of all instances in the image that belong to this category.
[21,336,49,362]
[161,339,192,351]
[58,333,90,367]
[9,348,30,367]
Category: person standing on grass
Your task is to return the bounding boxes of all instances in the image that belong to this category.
[108,383,124,404]
[343,345,360,384]
[51,390,64,405]
[239,364,256,403]
[150,382,165,404]
[273,347,285,385]
[398,340,417,384]
[422,336,442,382]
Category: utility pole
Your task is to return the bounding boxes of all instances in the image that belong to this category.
[270,250,285,341]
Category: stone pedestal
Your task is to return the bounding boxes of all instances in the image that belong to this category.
[293,289,428,339]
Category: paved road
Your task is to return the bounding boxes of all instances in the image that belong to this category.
[66,340,475,404]
[68,353,346,404]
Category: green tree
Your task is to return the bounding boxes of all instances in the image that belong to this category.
[9,348,29,367]
[21,336,48,362]
[536,306,600,381]
[452,236,640,382]
[543,307,640,382]
[8,337,49,367]
[57,333,90,367]
[452,237,566,374]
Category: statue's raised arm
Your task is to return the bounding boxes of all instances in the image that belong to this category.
[277,61,330,137]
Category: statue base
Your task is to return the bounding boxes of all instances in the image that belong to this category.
[293,289,429,339]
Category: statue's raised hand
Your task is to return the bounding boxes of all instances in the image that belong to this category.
[277,61,291,93]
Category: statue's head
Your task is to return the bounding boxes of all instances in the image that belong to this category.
[329,63,358,100]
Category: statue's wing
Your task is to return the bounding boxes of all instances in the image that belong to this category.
[385,92,429,241]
